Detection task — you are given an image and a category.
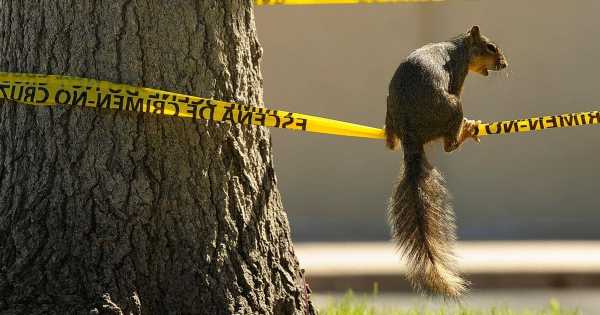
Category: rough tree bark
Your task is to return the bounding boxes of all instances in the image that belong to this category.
[0,1,313,314]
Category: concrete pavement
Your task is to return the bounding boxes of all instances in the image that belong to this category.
[295,241,600,291]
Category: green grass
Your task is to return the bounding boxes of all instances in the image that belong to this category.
[319,291,581,315]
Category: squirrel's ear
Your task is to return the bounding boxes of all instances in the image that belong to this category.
[468,25,481,39]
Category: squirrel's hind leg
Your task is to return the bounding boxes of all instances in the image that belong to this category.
[385,126,400,150]
[385,97,401,150]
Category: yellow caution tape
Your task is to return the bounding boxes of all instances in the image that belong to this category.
[476,111,600,136]
[255,0,443,5]
[0,73,597,141]
[0,72,385,139]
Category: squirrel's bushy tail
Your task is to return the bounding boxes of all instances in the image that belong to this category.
[389,139,467,298]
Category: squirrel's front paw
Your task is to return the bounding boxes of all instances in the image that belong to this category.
[463,119,481,143]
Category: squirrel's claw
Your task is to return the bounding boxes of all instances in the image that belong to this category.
[471,120,482,143]
[464,119,482,144]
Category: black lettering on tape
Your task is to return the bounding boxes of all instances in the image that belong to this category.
[0,83,9,98]
[112,94,124,110]
[126,96,144,112]
[222,104,235,123]
[545,116,558,128]
[10,85,24,101]
[97,93,111,109]
[37,87,49,103]
[254,112,266,126]
[146,93,159,112]
[588,111,600,124]
[23,86,36,103]
[152,100,165,114]
[528,117,544,130]
[199,102,216,121]
[167,102,179,116]
[269,112,281,127]
[518,121,529,130]
[237,109,252,125]
[296,117,308,131]
[501,120,519,133]
[72,90,87,107]
[186,103,198,120]
[281,112,294,128]
[485,122,501,134]
[55,89,71,105]
[145,99,152,113]
[7,72,599,140]
[561,114,579,126]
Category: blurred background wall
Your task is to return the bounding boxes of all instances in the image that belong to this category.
[254,0,600,242]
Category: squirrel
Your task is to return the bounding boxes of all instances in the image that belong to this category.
[384,25,508,298]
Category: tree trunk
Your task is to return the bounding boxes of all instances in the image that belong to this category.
[0,1,313,314]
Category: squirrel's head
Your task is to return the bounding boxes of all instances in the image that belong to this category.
[465,25,508,76]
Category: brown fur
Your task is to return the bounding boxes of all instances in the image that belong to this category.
[385,25,507,298]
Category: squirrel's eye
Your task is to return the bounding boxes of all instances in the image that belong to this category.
[486,43,497,53]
